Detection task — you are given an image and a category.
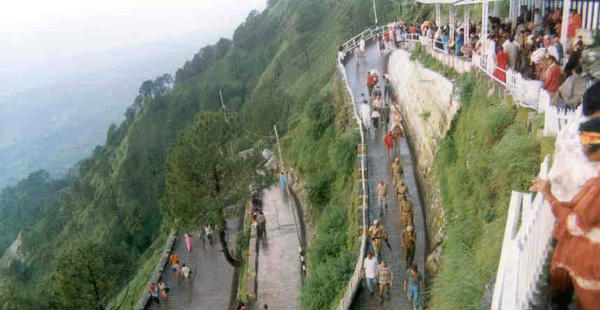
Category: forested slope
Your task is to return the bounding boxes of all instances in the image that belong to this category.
[0,1,419,309]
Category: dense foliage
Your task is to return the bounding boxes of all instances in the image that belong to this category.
[0,0,417,309]
[428,75,541,309]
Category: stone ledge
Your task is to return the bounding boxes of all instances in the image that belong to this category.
[135,230,177,310]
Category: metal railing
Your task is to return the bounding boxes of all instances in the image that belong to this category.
[342,24,391,54]
[491,157,555,310]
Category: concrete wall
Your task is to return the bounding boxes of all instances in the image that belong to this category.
[387,48,459,276]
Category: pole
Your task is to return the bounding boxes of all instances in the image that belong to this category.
[450,5,456,43]
[436,3,441,27]
[464,5,471,39]
[219,89,229,123]
[372,0,378,25]
[560,0,571,49]
[273,125,305,274]
[219,90,226,109]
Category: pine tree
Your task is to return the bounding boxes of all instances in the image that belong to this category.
[162,111,266,267]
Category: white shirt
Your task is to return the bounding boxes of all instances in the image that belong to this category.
[363,257,378,278]
[549,115,600,200]
[181,265,190,278]
[359,39,366,51]
[359,103,371,128]
[547,45,560,61]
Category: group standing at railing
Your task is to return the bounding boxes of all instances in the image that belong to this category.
[406,5,596,113]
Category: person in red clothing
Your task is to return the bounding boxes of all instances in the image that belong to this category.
[567,9,582,40]
[493,46,508,83]
[367,72,374,96]
[530,117,600,310]
[384,131,394,159]
[542,56,563,101]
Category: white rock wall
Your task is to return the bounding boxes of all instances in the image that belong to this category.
[387,49,459,174]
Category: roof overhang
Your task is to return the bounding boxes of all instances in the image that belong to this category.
[414,0,500,5]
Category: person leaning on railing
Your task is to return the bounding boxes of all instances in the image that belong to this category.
[530,83,600,310]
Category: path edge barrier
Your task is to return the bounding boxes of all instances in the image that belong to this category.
[135,229,178,310]
[335,57,369,310]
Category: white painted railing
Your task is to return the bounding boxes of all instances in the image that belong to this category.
[491,156,555,310]
[335,58,369,310]
[406,35,585,137]
[543,103,583,136]
[342,24,391,54]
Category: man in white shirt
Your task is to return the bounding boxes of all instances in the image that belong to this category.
[359,100,372,135]
[359,35,366,62]
[502,36,519,69]
[362,251,379,295]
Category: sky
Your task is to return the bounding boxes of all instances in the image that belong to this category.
[0,0,266,187]
[0,0,266,95]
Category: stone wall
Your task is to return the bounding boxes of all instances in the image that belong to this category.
[387,48,459,276]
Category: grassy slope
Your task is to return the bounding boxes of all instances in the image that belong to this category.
[429,74,541,309]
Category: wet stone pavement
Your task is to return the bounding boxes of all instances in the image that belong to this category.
[345,44,427,310]
[147,218,238,310]
[253,185,302,310]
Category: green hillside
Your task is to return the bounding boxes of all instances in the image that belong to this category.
[0,1,416,309]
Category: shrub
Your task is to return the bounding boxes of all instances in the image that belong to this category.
[334,129,360,174]
[307,171,336,207]
[307,96,335,140]
[299,204,354,310]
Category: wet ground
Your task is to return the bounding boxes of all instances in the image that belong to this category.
[147,218,239,310]
[346,44,426,310]
[254,185,302,310]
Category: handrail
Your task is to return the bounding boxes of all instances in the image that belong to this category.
[491,156,554,310]
[335,56,369,310]
[342,24,391,54]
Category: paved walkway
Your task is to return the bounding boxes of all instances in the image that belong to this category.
[346,44,427,309]
[254,185,302,309]
[147,218,239,310]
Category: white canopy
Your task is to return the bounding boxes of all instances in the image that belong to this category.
[414,0,499,4]
[453,0,500,6]
[414,0,459,3]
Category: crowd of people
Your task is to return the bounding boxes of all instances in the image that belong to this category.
[416,6,591,109]
[339,6,592,111]
[355,54,424,309]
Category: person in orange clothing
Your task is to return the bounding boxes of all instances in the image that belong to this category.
[530,117,600,310]
[567,9,582,40]
[169,252,179,271]
[493,46,508,83]
[542,56,563,102]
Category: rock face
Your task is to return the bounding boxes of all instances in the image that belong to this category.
[387,49,459,277]
[387,49,459,172]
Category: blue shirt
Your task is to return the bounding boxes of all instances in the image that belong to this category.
[280,174,287,189]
